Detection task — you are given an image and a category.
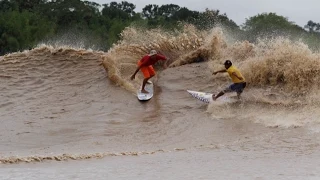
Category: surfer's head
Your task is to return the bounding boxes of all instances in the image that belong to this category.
[148,50,157,57]
[224,60,232,69]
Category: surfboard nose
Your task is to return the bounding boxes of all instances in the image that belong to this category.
[187,90,212,104]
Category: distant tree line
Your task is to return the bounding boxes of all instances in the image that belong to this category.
[0,0,319,55]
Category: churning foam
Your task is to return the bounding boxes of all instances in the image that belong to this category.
[101,24,320,128]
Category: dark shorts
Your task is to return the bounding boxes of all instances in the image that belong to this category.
[223,82,246,94]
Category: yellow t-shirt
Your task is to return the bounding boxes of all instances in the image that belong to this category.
[226,65,245,83]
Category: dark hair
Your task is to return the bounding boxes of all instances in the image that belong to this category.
[224,60,232,66]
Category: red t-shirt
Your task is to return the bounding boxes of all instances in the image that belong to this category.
[139,54,166,67]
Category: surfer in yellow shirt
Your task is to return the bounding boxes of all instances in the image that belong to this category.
[212,60,246,100]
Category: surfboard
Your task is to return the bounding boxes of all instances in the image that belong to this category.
[137,82,154,101]
[187,90,239,103]
[187,90,213,103]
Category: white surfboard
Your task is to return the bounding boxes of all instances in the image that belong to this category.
[187,90,213,103]
[137,82,154,101]
[187,90,238,103]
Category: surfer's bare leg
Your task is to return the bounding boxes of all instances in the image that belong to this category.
[141,78,150,93]
[141,75,154,94]
[236,92,242,99]
[212,91,225,101]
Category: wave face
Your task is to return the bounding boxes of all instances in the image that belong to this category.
[1,25,320,164]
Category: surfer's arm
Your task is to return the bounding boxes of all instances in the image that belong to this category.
[163,61,168,69]
[212,69,227,75]
[156,53,168,69]
[162,58,169,69]
[130,66,140,80]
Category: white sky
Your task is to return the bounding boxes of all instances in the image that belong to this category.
[91,0,320,27]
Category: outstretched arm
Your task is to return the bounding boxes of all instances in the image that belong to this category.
[212,69,227,75]
[131,66,140,80]
[162,58,169,69]
[157,51,169,69]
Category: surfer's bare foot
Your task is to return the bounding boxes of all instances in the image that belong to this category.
[141,89,149,94]
[237,93,241,100]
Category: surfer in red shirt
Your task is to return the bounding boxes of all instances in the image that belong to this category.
[130,50,168,93]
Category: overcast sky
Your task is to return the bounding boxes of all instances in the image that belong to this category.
[91,0,320,27]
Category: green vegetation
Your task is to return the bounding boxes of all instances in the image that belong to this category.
[0,0,319,55]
